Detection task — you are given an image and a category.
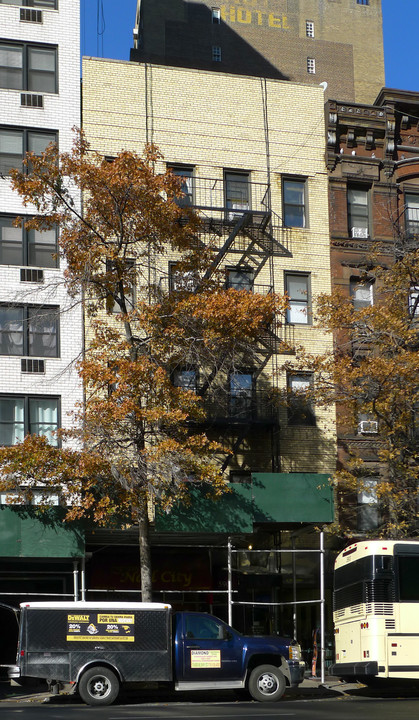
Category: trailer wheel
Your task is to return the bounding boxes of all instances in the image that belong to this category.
[248,664,286,702]
[78,666,119,706]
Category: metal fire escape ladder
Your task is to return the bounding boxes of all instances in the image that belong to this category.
[202,211,253,280]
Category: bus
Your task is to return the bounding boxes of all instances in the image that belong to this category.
[330,540,419,683]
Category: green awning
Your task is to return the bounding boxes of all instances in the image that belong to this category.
[156,472,334,532]
[0,507,85,558]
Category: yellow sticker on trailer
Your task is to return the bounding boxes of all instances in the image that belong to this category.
[97,614,135,624]
[66,635,135,642]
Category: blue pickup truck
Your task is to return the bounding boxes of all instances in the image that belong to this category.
[9,601,305,705]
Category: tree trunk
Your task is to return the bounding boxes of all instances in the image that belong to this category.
[138,510,153,602]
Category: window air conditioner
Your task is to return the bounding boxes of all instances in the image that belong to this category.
[352,226,368,239]
[358,420,378,434]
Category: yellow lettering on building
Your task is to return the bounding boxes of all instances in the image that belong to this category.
[268,13,281,28]
[237,8,251,23]
[217,7,290,29]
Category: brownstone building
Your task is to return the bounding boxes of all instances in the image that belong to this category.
[326,88,419,532]
[131,0,385,103]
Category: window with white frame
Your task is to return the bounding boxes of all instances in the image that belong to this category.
[0,305,59,357]
[307,57,315,74]
[0,215,58,267]
[0,128,57,175]
[0,395,59,446]
[212,45,222,62]
[405,193,419,235]
[212,7,221,23]
[306,20,314,37]
[357,478,380,532]
[287,373,315,426]
[168,165,194,207]
[169,262,198,292]
[350,279,373,309]
[409,285,419,317]
[285,272,310,324]
[0,42,57,93]
[283,177,306,227]
[348,185,370,238]
[358,412,378,434]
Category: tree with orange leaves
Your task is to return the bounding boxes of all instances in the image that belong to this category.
[294,239,419,538]
[0,131,285,599]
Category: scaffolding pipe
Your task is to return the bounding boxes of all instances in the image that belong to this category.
[80,556,86,602]
[320,530,325,684]
[292,536,297,640]
[227,537,233,626]
[73,561,79,602]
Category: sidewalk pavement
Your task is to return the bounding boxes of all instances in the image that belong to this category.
[0,675,359,705]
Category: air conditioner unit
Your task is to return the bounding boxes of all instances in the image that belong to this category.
[20,8,42,23]
[352,226,369,239]
[20,268,44,283]
[358,420,378,434]
[21,359,45,374]
[21,93,43,109]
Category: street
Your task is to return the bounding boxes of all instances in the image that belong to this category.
[2,687,419,720]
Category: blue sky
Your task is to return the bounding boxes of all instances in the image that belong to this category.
[81,0,417,93]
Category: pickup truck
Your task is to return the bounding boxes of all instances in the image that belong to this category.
[9,601,305,705]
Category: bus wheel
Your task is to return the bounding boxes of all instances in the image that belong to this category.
[78,666,119,706]
[248,664,286,702]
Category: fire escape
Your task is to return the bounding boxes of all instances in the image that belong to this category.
[175,172,292,473]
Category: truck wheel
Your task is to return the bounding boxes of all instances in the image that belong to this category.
[248,664,286,702]
[78,666,119,706]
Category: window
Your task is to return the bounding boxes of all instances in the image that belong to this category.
[230,371,253,419]
[348,185,369,238]
[0,0,57,7]
[285,273,310,324]
[357,412,378,434]
[287,373,315,426]
[405,193,419,235]
[0,128,57,175]
[226,268,253,291]
[350,279,373,309]
[211,7,221,23]
[0,305,59,357]
[0,215,57,267]
[169,263,198,292]
[0,42,57,93]
[212,45,222,62]
[283,178,306,228]
[409,285,419,317]
[0,395,59,446]
[357,0,369,5]
[225,172,249,218]
[173,368,197,392]
[106,259,135,313]
[307,57,315,74]
[168,165,194,207]
[357,478,379,532]
[185,614,225,640]
[306,20,314,37]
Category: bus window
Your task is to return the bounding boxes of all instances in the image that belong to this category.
[398,555,419,602]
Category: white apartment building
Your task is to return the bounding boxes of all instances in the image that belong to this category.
[0,0,84,633]
[0,0,82,454]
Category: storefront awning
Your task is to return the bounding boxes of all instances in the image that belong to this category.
[0,507,85,558]
[156,472,334,533]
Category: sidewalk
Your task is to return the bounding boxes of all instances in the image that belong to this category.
[0,675,358,705]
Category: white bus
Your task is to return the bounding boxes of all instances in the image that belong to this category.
[330,540,419,683]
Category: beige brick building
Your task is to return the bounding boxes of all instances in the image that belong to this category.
[131,0,385,103]
[82,58,336,479]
